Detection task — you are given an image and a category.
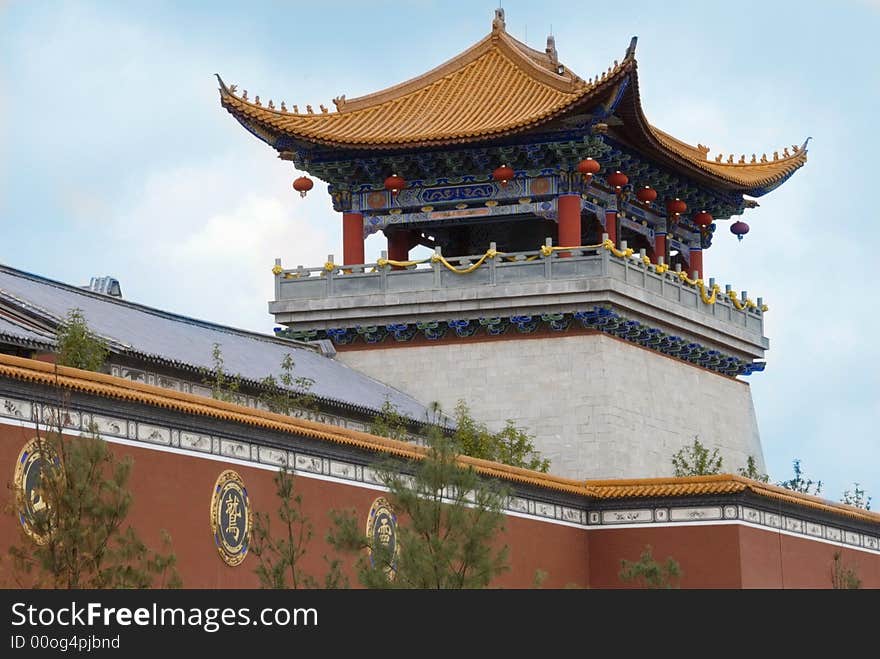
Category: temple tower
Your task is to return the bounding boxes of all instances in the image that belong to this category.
[218,10,807,479]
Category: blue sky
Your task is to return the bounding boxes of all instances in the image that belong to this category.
[1,1,878,503]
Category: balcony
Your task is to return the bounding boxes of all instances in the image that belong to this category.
[270,240,768,361]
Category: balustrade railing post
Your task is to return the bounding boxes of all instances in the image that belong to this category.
[433,247,442,288]
[489,242,497,285]
[600,233,609,276]
[543,237,553,280]
[380,250,388,292]
[274,258,282,300]
[326,253,335,297]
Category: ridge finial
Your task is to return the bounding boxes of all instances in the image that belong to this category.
[492,7,505,32]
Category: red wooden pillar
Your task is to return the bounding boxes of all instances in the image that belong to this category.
[557,194,581,257]
[654,232,667,264]
[342,212,364,265]
[388,230,414,263]
[689,247,703,279]
[604,208,618,246]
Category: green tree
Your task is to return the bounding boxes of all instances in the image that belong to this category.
[369,399,411,442]
[259,353,317,416]
[202,343,242,403]
[778,459,822,495]
[450,400,549,472]
[7,420,181,589]
[369,399,550,473]
[327,430,510,588]
[671,437,722,476]
[250,467,345,589]
[830,551,861,589]
[619,545,682,589]
[841,483,871,511]
[737,455,769,482]
[55,308,108,371]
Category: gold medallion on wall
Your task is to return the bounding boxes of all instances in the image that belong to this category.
[366,497,399,580]
[13,437,60,545]
[210,470,252,567]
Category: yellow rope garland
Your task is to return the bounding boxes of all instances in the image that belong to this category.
[431,249,499,274]
[376,257,431,268]
[272,240,768,311]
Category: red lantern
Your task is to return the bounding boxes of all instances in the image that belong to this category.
[666,198,687,215]
[730,220,750,241]
[384,174,406,195]
[693,210,713,227]
[636,186,657,205]
[292,176,313,198]
[492,164,515,186]
[577,158,600,182]
[607,170,628,192]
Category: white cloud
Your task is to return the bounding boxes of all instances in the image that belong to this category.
[108,149,337,333]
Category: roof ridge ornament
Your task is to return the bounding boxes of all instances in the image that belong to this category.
[625,36,638,60]
[492,7,505,33]
[546,34,558,66]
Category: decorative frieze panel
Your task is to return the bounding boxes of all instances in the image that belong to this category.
[669,506,722,522]
[0,397,30,420]
[258,446,287,466]
[137,423,171,446]
[601,509,653,524]
[586,503,880,556]
[180,431,212,453]
[295,454,323,475]
[91,414,127,437]
[329,460,356,480]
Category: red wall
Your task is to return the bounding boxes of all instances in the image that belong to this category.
[1,422,877,589]
[0,424,588,588]
[589,525,743,589]
[738,525,880,589]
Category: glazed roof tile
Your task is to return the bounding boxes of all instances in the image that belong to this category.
[219,20,807,194]
[0,265,431,421]
[0,314,55,349]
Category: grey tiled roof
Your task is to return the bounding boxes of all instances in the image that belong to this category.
[0,265,430,421]
[0,314,55,349]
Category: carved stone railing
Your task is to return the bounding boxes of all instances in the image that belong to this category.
[270,238,768,359]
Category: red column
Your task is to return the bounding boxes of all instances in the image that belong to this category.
[342,212,364,265]
[604,208,618,246]
[557,194,581,257]
[388,230,414,263]
[654,232,667,264]
[689,248,703,279]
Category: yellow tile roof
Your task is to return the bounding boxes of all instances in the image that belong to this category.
[586,474,879,525]
[218,20,807,192]
[1,354,868,525]
[218,27,613,150]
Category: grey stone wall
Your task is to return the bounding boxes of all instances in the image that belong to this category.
[338,333,764,480]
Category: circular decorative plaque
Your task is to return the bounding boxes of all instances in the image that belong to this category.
[210,470,252,567]
[366,497,399,579]
[14,437,59,545]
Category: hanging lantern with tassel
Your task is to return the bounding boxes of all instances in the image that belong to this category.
[384,174,406,195]
[576,157,601,183]
[292,176,314,198]
[492,164,515,186]
[636,185,657,205]
[730,220,750,241]
[666,198,687,216]
[607,170,628,193]
[693,210,713,228]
